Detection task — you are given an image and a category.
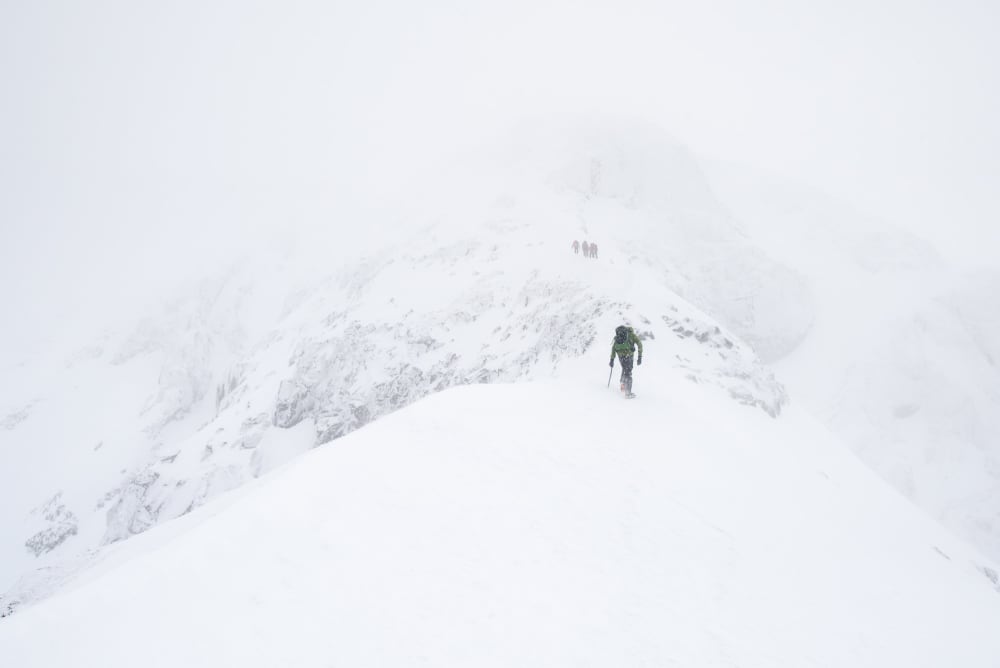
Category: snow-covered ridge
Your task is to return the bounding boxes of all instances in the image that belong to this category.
[468,120,816,363]
[1,375,998,666]
[0,129,797,614]
[7,120,995,618]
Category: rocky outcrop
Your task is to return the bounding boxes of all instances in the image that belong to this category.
[24,493,78,557]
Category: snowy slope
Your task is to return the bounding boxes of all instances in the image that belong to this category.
[467,120,816,362]
[704,160,1000,560]
[5,119,995,624]
[1,363,998,667]
[0,125,796,613]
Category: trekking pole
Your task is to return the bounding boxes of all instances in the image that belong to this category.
[607,362,613,388]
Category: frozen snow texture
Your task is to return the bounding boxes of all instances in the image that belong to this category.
[0,378,997,666]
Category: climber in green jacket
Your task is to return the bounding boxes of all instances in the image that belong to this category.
[609,325,643,396]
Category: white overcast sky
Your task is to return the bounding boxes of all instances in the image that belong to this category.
[1,0,998,349]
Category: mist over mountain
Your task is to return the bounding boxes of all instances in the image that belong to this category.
[3,2,1000,662]
[706,160,1000,559]
[2,122,999,627]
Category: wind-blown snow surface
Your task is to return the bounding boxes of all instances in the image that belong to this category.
[1,370,999,667]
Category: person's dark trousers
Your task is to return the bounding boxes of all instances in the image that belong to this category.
[617,353,634,394]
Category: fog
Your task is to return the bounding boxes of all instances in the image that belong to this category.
[2,0,998,354]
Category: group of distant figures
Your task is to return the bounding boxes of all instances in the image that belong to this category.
[571,240,599,258]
